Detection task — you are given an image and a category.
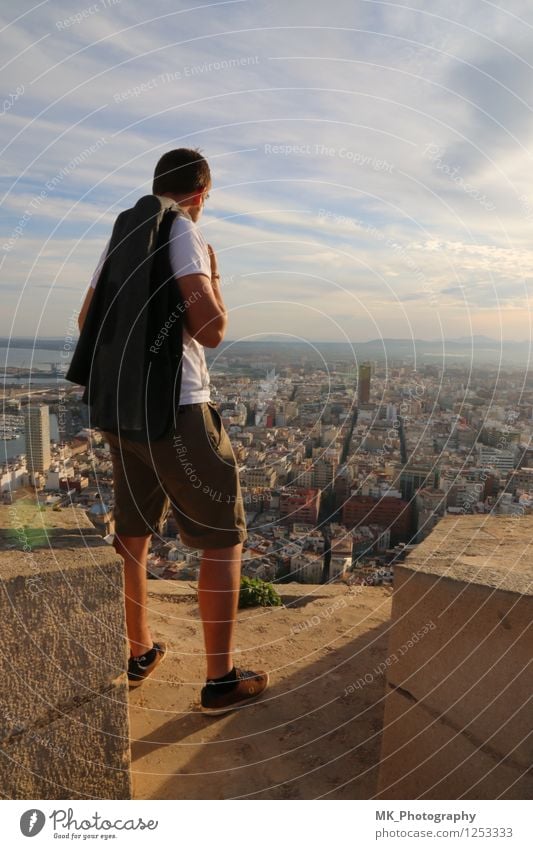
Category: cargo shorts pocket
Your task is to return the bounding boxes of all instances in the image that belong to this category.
[203,401,224,452]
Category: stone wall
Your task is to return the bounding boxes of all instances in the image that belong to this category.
[0,496,131,799]
[377,514,533,799]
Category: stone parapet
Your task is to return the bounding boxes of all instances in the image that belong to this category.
[0,497,131,799]
[377,514,533,799]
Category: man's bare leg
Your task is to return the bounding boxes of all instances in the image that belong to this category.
[198,543,242,679]
[113,533,153,658]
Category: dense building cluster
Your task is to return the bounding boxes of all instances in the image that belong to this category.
[3,355,533,587]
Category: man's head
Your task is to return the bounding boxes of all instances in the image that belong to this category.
[152,148,211,222]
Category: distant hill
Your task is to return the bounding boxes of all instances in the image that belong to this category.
[2,336,532,365]
[215,337,533,365]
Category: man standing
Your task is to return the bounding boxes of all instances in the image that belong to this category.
[73,148,268,714]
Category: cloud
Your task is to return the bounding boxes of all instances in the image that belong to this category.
[2,0,533,342]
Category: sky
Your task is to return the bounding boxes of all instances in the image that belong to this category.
[2,0,533,346]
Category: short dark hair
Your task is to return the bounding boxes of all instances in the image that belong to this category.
[152,148,211,196]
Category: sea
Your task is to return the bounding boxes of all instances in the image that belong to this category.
[1,346,64,463]
[0,345,68,382]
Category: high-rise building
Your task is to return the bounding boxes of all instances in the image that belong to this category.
[357,362,372,405]
[312,459,337,489]
[478,445,516,474]
[398,464,439,502]
[23,405,51,474]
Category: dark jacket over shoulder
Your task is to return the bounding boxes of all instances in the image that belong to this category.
[66,194,186,442]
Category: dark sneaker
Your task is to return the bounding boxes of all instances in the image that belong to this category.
[128,641,167,688]
[200,667,269,715]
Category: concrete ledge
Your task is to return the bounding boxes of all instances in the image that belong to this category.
[377,514,533,799]
[377,687,532,800]
[1,680,130,799]
[0,498,131,799]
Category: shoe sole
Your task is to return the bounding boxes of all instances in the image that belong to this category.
[200,673,269,715]
[128,645,167,689]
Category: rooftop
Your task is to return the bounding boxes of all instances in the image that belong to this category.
[129,581,392,800]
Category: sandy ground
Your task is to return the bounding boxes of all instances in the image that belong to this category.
[128,581,393,800]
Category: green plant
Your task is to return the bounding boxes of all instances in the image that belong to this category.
[239,575,282,608]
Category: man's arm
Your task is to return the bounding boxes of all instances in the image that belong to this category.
[177,271,227,348]
[177,243,227,348]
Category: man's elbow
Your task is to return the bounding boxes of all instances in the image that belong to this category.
[200,324,226,348]
[195,315,227,348]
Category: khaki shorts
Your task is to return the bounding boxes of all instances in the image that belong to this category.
[103,401,247,549]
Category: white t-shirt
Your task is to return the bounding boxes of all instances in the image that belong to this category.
[90,211,211,404]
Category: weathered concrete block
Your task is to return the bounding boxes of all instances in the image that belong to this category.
[377,515,533,799]
[0,498,131,799]
[376,687,532,799]
[384,568,532,770]
[0,680,131,799]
